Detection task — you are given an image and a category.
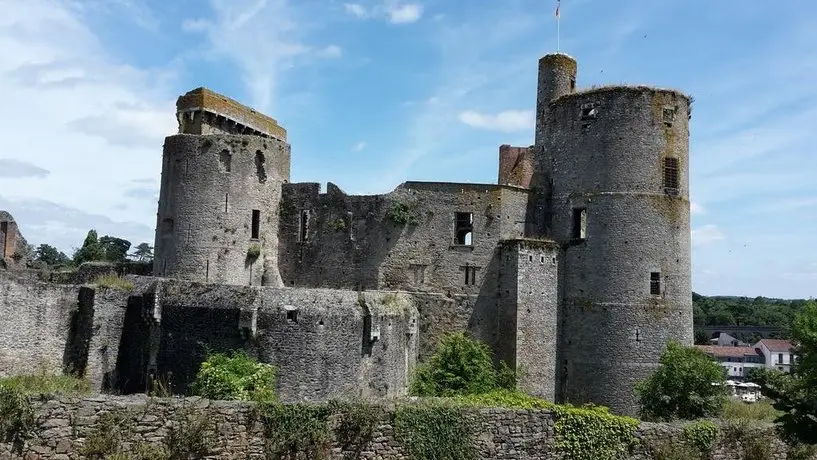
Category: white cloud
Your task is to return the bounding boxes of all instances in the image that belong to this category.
[387,3,422,24]
[342,1,422,24]
[0,0,176,249]
[458,110,534,133]
[181,18,210,32]
[692,225,726,247]
[343,3,367,18]
[690,202,704,215]
[317,44,343,58]
[352,141,367,152]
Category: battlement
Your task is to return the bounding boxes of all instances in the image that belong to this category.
[175,87,287,141]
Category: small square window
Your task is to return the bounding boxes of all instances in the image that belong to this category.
[663,107,676,126]
[286,310,298,323]
[580,103,598,121]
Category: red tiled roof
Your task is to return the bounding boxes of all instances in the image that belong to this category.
[696,345,758,358]
[758,339,794,353]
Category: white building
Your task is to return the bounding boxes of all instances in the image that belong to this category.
[755,339,795,373]
[696,345,765,380]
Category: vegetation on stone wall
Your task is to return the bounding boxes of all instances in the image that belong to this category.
[93,274,135,291]
[79,404,214,460]
[191,351,276,402]
[246,243,262,261]
[328,218,347,231]
[408,334,640,460]
[253,400,380,460]
[394,401,476,460]
[636,340,728,421]
[385,201,419,225]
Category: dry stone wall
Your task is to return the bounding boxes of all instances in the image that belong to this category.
[0,395,798,460]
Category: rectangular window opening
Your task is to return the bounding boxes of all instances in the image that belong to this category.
[580,103,598,121]
[463,266,479,285]
[663,157,680,195]
[454,212,474,245]
[224,193,229,213]
[251,210,261,239]
[650,272,661,295]
[298,210,310,242]
[571,208,587,240]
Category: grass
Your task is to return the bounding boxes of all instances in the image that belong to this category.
[93,274,134,291]
[720,399,781,422]
[0,373,92,396]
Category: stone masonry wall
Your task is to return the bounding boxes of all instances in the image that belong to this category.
[0,395,798,460]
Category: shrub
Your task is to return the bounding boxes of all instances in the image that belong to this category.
[93,274,134,291]
[0,386,34,448]
[191,351,276,402]
[683,419,719,455]
[385,202,418,225]
[636,340,728,421]
[164,408,215,459]
[247,244,262,260]
[409,332,498,397]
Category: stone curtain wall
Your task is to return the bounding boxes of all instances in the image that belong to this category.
[0,395,795,460]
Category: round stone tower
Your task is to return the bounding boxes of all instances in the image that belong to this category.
[154,88,291,287]
[543,80,693,415]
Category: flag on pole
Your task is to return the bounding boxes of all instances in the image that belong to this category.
[555,0,560,18]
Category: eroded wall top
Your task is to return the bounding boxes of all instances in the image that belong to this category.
[176,87,287,141]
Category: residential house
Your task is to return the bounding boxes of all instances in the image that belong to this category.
[755,339,796,373]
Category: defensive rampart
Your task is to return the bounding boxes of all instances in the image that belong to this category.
[0,395,797,460]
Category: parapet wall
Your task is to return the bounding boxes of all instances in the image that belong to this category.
[0,395,795,460]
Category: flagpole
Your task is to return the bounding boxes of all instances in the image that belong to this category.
[556,0,561,53]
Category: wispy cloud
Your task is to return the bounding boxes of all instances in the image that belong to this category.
[352,141,367,152]
[342,1,423,24]
[458,109,533,133]
[0,159,50,179]
[692,225,726,247]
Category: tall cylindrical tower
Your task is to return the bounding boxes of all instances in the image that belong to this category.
[154,133,290,286]
[535,53,577,146]
[546,86,693,415]
[528,53,578,237]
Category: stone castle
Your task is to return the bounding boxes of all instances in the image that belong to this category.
[0,53,693,416]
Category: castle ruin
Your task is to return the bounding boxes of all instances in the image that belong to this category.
[0,53,693,416]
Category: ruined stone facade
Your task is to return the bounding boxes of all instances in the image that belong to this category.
[0,53,692,417]
[148,52,693,415]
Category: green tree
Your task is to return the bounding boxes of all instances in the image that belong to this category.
[33,244,70,267]
[99,235,131,262]
[131,242,153,262]
[636,341,728,421]
[409,332,499,397]
[72,230,106,265]
[755,301,817,445]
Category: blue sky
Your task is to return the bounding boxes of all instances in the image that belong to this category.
[0,0,815,298]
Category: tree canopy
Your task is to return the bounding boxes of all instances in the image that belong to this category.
[636,340,728,421]
[754,301,817,445]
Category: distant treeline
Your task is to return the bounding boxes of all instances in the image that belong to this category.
[693,292,814,343]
